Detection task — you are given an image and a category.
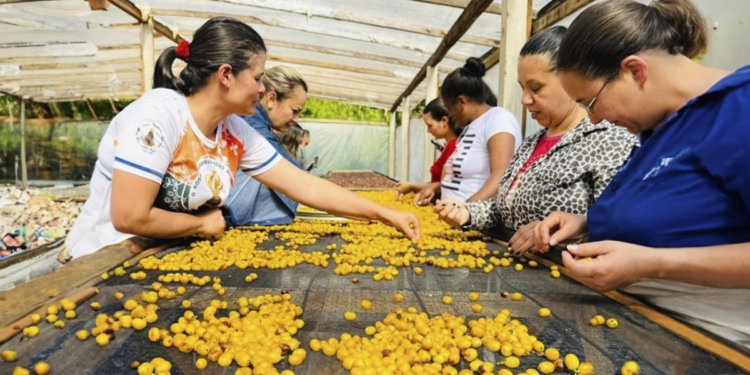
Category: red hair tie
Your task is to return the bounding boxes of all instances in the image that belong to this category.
[175,40,190,62]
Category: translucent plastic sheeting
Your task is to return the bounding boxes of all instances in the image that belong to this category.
[299,121,389,177]
[0,232,745,375]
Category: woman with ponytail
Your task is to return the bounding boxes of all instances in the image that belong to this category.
[62,17,420,263]
[414,57,522,206]
[529,0,750,351]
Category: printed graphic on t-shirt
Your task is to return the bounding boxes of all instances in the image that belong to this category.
[134,124,166,155]
[154,125,244,213]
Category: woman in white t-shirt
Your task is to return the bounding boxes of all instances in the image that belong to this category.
[60,17,419,263]
[415,57,522,205]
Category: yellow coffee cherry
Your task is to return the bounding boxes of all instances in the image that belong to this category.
[137,363,154,375]
[564,354,580,371]
[46,305,58,316]
[195,358,207,370]
[46,315,57,324]
[33,362,50,375]
[579,361,595,375]
[123,299,138,311]
[2,350,18,361]
[538,308,551,317]
[31,314,41,324]
[132,318,147,330]
[95,333,110,346]
[182,300,191,309]
[550,265,559,271]
[538,361,555,374]
[442,296,453,305]
[360,300,372,311]
[503,356,520,369]
[514,264,523,272]
[53,321,65,329]
[393,293,404,302]
[462,348,478,362]
[65,310,76,319]
[344,311,357,321]
[590,317,600,327]
[511,292,523,301]
[545,348,560,361]
[471,304,482,313]
[23,326,40,338]
[90,302,101,311]
[414,267,423,275]
[595,315,606,325]
[114,292,124,300]
[76,330,89,340]
[606,318,619,329]
[101,273,109,280]
[621,361,640,375]
[528,260,538,267]
[551,270,561,278]
[468,292,480,301]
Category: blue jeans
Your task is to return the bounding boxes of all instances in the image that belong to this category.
[222,172,298,227]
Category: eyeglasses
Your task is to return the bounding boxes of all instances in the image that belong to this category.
[580,77,613,114]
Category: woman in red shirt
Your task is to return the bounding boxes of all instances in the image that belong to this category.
[395,98,460,198]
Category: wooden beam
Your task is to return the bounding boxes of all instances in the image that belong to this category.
[391,0,495,112]
[399,96,411,182]
[268,55,398,78]
[389,113,397,178]
[264,40,425,69]
[531,0,596,35]
[109,0,183,43]
[20,96,28,190]
[154,8,478,55]
[109,97,119,114]
[411,0,503,15]
[85,98,99,121]
[482,0,597,70]
[423,65,439,183]
[497,0,529,123]
[140,13,154,93]
[206,1,499,47]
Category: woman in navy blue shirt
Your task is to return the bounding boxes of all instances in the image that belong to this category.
[532,0,750,351]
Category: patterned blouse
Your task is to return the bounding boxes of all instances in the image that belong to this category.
[464,117,639,231]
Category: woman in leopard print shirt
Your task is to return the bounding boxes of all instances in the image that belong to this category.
[435,26,638,254]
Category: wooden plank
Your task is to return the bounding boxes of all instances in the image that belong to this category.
[140,14,154,93]
[207,0,500,47]
[391,0,495,112]
[497,0,529,123]
[389,112,397,178]
[521,252,750,374]
[85,98,99,121]
[399,96,411,182]
[483,0,597,70]
[423,65,439,182]
[531,0,596,35]
[109,0,183,43]
[20,97,27,189]
[0,42,97,59]
[411,0,503,15]
[268,55,398,78]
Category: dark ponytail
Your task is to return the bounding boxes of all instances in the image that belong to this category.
[441,57,494,105]
[153,17,267,96]
[423,98,461,136]
[557,0,708,80]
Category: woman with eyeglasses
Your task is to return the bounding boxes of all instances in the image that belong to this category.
[433,26,637,254]
[532,0,750,351]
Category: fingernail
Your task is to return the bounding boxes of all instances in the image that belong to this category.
[567,244,577,251]
[550,239,558,246]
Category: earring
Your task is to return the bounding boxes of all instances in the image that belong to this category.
[268,104,274,110]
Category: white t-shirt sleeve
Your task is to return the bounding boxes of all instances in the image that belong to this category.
[228,116,281,176]
[482,108,522,145]
[111,97,181,184]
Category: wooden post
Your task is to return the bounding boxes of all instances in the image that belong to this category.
[388,112,397,178]
[399,97,411,182]
[19,96,28,190]
[423,65,439,182]
[498,0,530,125]
[140,14,155,93]
[85,98,99,121]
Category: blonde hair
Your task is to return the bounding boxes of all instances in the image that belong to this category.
[263,65,308,100]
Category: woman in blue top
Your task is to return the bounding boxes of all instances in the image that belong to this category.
[223,66,307,226]
[532,0,750,351]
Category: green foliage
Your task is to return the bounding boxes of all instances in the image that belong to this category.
[300,98,389,123]
[0,121,106,181]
